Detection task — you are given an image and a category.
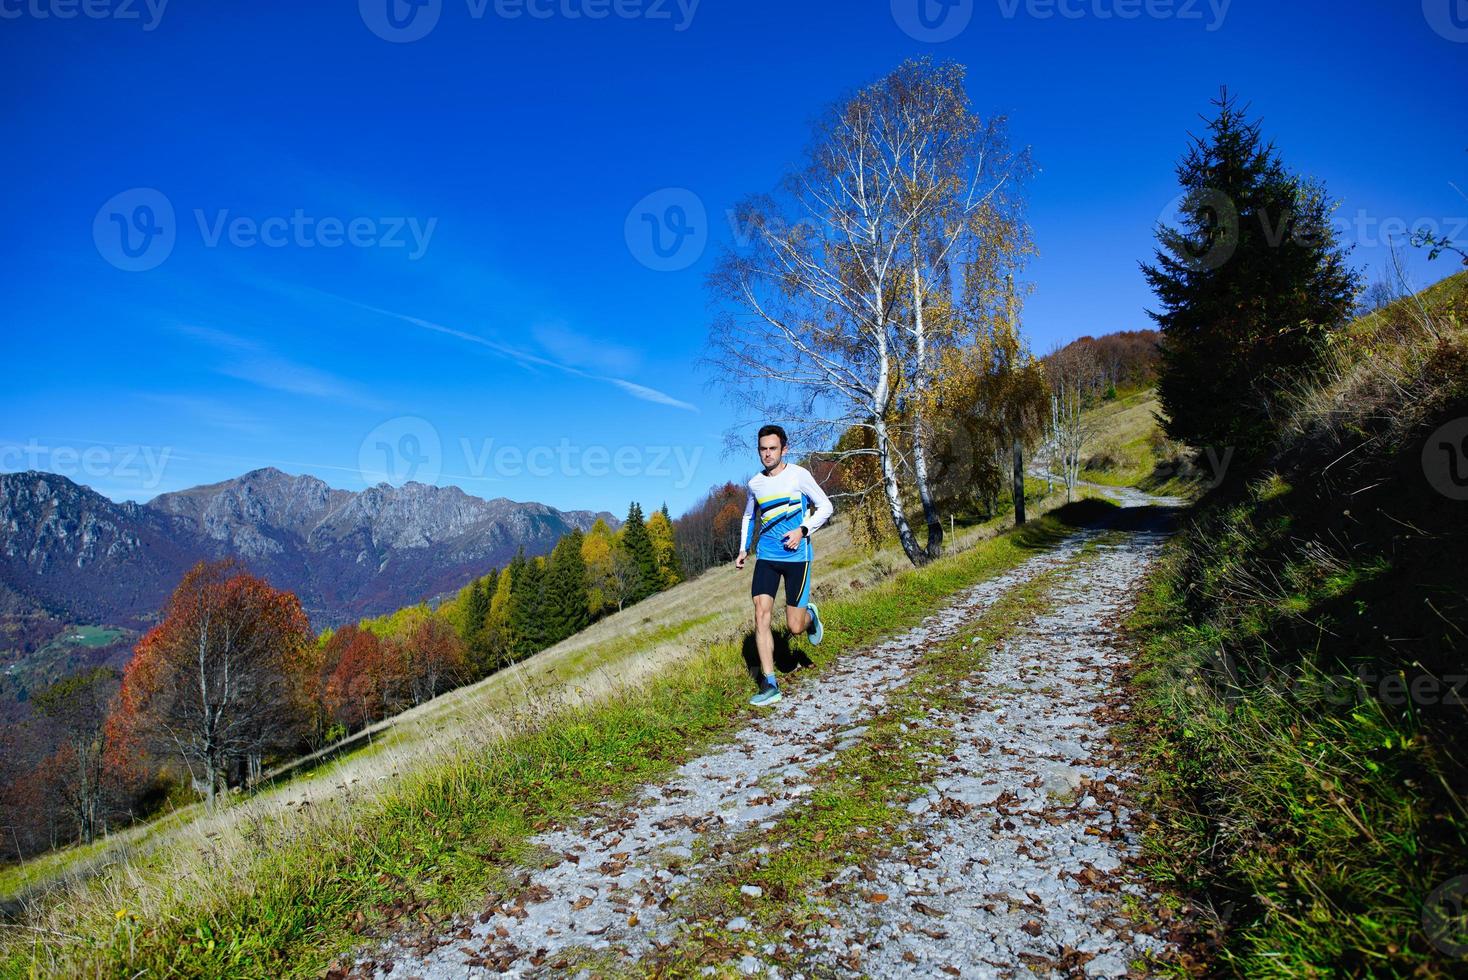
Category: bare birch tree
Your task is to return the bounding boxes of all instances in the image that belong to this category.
[708,58,1033,566]
[888,61,1033,559]
[1045,344,1103,501]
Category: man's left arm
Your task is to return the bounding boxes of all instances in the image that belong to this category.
[796,466,834,537]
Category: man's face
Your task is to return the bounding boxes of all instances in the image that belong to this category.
[758,436,784,469]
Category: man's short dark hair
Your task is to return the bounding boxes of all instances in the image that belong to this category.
[757,424,787,447]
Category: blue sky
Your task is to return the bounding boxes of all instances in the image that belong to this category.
[2,0,1464,515]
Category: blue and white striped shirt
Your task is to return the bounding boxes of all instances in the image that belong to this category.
[739,462,834,562]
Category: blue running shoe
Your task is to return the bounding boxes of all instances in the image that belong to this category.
[749,682,782,707]
[806,601,823,645]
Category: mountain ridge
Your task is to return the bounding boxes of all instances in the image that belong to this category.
[0,467,619,716]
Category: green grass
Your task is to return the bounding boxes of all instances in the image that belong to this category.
[53,626,127,649]
[0,482,1087,929]
[0,505,1100,979]
[1125,481,1468,977]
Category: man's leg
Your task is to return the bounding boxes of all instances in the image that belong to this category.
[752,593,776,677]
[785,604,811,635]
[784,561,812,634]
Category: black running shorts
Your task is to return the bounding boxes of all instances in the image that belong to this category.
[751,558,812,608]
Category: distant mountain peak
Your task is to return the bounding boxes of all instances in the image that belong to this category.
[1,467,619,649]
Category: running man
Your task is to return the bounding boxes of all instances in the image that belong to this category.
[735,424,834,706]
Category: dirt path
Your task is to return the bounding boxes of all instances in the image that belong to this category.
[353,509,1183,978]
[782,523,1178,977]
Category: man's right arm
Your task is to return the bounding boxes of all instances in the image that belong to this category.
[736,484,755,566]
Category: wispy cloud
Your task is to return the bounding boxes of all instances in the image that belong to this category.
[173,323,383,409]
[350,301,699,413]
[139,394,272,437]
[531,321,641,376]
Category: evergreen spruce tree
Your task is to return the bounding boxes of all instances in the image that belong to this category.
[1141,89,1359,464]
[619,502,661,603]
[508,553,546,660]
[546,530,589,643]
[501,550,528,661]
[460,579,487,643]
[460,576,493,676]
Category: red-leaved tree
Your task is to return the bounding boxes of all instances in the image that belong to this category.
[321,625,405,733]
[110,559,312,806]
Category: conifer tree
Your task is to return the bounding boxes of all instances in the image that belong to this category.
[508,554,546,659]
[545,530,589,644]
[619,502,660,603]
[459,572,499,677]
[1142,89,1359,462]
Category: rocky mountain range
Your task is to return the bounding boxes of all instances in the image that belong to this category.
[0,468,616,707]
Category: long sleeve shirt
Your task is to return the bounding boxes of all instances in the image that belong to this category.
[738,462,834,562]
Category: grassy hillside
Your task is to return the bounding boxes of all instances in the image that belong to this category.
[1128,271,1468,975]
[0,434,1135,977]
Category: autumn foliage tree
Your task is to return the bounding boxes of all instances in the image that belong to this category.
[31,667,120,844]
[320,624,403,733]
[646,505,684,589]
[110,559,312,805]
[406,616,468,704]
